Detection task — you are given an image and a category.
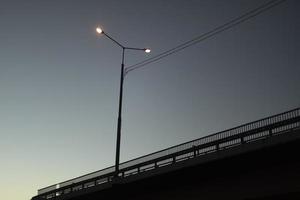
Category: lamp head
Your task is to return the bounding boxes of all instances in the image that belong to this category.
[96,27,103,34]
[145,48,151,53]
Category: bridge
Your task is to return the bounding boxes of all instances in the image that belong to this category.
[32,107,300,200]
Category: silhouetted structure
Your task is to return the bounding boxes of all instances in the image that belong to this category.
[32,108,300,200]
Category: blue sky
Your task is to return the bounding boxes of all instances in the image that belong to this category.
[0,0,299,199]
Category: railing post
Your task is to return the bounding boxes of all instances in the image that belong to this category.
[241,136,245,144]
[193,145,197,157]
[269,129,273,137]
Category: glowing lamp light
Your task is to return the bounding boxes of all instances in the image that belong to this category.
[96,27,103,34]
[145,48,151,53]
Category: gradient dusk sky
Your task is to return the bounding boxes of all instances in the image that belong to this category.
[0,0,299,199]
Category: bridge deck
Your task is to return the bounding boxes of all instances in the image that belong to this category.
[32,108,300,200]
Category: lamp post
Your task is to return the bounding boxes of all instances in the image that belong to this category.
[96,27,150,178]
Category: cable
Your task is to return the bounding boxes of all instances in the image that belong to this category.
[125,0,287,74]
[126,0,286,74]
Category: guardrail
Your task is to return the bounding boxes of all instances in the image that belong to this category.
[35,108,300,199]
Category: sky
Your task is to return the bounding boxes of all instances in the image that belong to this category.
[0,0,299,199]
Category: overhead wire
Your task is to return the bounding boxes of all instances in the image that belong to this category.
[125,0,287,74]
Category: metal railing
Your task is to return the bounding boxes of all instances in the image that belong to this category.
[36,108,300,199]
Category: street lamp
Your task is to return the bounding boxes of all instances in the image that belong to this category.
[96,26,150,178]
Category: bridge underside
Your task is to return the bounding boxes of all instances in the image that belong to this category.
[62,129,300,200]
